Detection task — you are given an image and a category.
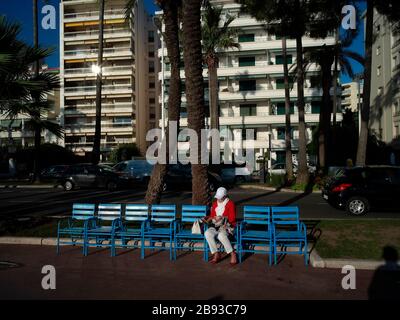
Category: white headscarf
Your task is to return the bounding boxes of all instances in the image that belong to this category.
[215,197,229,217]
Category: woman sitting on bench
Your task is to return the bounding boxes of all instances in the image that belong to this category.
[203,187,237,265]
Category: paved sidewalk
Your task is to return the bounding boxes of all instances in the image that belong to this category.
[0,244,377,300]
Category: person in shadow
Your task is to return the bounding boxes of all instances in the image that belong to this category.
[368,246,400,300]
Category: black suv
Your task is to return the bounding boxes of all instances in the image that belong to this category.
[59,164,120,191]
[322,166,400,215]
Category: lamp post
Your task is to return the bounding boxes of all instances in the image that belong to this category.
[161,32,165,140]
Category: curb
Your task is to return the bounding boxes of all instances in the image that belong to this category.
[237,184,322,194]
[0,185,59,189]
[308,248,388,270]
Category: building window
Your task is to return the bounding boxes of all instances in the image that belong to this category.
[238,33,255,42]
[150,113,156,119]
[377,65,381,76]
[149,82,155,88]
[378,86,383,95]
[242,128,256,140]
[149,98,155,104]
[148,31,154,42]
[275,55,293,65]
[149,61,154,72]
[149,50,154,57]
[240,104,257,116]
[239,79,256,91]
[376,24,380,33]
[276,102,295,115]
[311,101,321,114]
[276,78,294,89]
[376,46,381,55]
[238,56,256,67]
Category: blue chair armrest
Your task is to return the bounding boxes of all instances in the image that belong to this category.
[300,222,307,236]
[111,218,122,232]
[85,217,98,230]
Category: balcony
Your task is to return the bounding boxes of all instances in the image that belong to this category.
[64,28,131,41]
[64,66,133,78]
[64,9,125,23]
[65,122,134,134]
[64,103,133,115]
[64,84,133,96]
[64,47,132,60]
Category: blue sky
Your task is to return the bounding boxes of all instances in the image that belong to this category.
[0,0,364,83]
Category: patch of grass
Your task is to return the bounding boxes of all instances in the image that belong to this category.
[314,220,400,260]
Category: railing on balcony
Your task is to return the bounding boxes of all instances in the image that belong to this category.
[64,84,132,93]
[64,66,132,75]
[64,9,125,20]
[64,47,131,57]
[65,122,133,130]
[64,28,130,39]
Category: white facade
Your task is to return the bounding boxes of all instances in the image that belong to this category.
[369,10,400,142]
[60,0,160,157]
[157,0,341,167]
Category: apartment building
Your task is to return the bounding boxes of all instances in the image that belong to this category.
[0,66,61,148]
[157,0,340,168]
[341,81,363,112]
[60,0,160,158]
[369,10,400,142]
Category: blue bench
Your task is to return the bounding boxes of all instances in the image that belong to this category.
[84,203,122,256]
[238,206,273,265]
[112,204,149,256]
[57,203,95,255]
[271,206,308,265]
[174,205,208,261]
[141,204,177,260]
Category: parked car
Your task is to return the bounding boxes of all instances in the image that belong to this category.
[322,166,400,215]
[269,163,316,175]
[40,165,70,183]
[58,164,121,191]
[162,164,222,192]
[113,160,154,185]
[211,163,253,185]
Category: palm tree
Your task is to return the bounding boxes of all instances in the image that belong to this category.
[144,1,183,204]
[182,0,210,205]
[0,16,55,167]
[92,0,106,165]
[202,1,239,130]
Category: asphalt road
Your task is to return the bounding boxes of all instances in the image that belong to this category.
[0,186,399,221]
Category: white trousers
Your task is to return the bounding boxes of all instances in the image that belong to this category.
[204,227,233,254]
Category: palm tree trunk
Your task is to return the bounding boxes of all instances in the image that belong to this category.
[208,56,219,130]
[182,0,210,205]
[356,0,373,166]
[318,58,333,171]
[282,37,294,183]
[32,0,40,182]
[295,34,309,185]
[332,29,339,127]
[145,0,181,204]
[92,0,105,164]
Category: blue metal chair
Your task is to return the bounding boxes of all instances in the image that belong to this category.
[57,203,95,255]
[174,205,208,261]
[112,204,149,256]
[238,206,273,266]
[271,206,308,265]
[141,204,177,260]
[84,203,122,256]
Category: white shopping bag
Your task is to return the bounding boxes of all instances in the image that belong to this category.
[191,219,202,234]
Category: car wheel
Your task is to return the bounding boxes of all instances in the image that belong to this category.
[346,197,369,216]
[63,180,74,191]
[107,181,118,192]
